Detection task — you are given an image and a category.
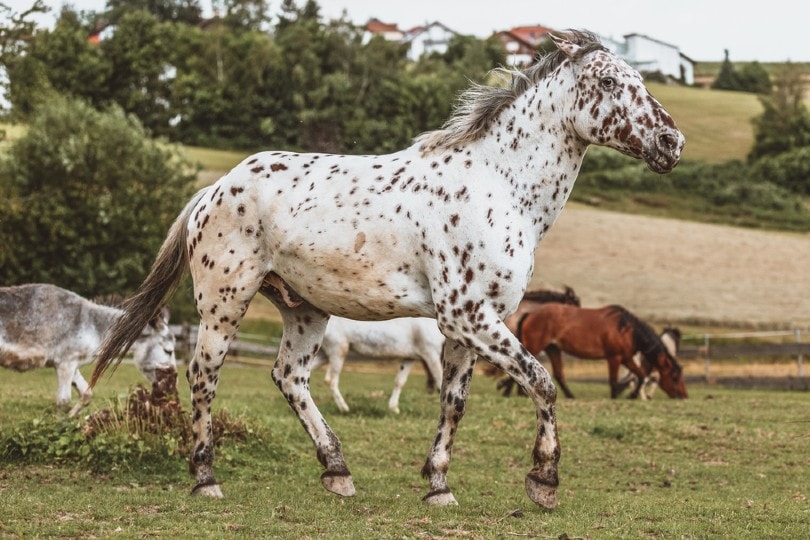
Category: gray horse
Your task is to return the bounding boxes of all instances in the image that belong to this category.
[0,283,176,416]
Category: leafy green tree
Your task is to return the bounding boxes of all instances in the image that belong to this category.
[12,7,110,110]
[0,0,49,117]
[105,0,202,25]
[213,0,270,31]
[737,62,772,94]
[748,62,810,161]
[712,49,741,91]
[0,95,197,298]
[102,10,175,135]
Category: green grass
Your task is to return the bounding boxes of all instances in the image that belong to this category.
[647,82,763,163]
[1,363,808,538]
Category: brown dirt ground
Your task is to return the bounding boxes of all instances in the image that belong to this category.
[530,203,810,329]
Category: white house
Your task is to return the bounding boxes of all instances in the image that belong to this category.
[602,33,695,85]
[403,21,458,61]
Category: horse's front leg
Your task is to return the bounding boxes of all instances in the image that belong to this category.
[436,314,560,509]
[55,360,78,413]
[271,307,355,497]
[67,367,93,418]
[619,357,648,400]
[421,341,476,505]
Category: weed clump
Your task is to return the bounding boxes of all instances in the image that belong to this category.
[0,369,250,471]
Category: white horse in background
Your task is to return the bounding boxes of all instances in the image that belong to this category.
[0,283,177,417]
[311,317,444,414]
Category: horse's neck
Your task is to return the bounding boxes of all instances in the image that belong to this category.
[85,302,124,336]
[473,79,588,245]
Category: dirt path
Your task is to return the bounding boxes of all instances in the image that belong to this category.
[530,204,810,328]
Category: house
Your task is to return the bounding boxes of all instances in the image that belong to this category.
[363,19,458,61]
[602,33,695,85]
[491,25,555,66]
[402,21,458,61]
[363,18,404,43]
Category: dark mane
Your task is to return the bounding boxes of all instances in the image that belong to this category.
[522,286,581,306]
[608,305,682,371]
[416,30,606,154]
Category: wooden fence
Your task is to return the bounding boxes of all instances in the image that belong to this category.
[170,325,809,379]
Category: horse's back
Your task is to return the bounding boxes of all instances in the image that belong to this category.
[327,317,440,359]
[0,284,104,364]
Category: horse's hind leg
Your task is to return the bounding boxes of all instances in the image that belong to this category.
[389,359,415,414]
[545,346,575,399]
[271,305,355,497]
[187,272,263,498]
[319,337,350,413]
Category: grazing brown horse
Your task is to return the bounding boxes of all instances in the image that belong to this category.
[516,304,687,399]
[485,287,581,396]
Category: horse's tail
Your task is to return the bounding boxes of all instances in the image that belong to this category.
[90,187,209,387]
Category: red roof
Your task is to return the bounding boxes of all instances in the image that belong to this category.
[366,18,400,33]
[507,25,555,47]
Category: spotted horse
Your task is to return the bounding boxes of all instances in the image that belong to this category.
[91,31,684,509]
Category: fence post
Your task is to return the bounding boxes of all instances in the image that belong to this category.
[703,333,711,381]
[797,329,805,377]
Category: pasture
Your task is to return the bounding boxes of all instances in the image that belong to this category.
[1,362,807,538]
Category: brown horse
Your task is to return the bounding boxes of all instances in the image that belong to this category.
[485,287,581,396]
[516,304,687,399]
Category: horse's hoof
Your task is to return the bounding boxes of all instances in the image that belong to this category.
[191,482,223,498]
[423,489,458,506]
[525,473,557,509]
[321,471,356,497]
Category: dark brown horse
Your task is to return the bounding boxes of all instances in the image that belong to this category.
[516,304,687,399]
[486,287,581,396]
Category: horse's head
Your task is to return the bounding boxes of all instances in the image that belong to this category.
[654,351,688,398]
[551,32,685,174]
[130,307,177,384]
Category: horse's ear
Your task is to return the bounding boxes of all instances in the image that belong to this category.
[148,307,170,328]
[549,33,581,59]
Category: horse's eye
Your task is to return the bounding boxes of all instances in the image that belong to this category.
[600,77,616,91]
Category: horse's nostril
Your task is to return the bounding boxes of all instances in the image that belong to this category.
[658,132,677,151]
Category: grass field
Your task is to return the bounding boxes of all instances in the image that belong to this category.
[0,363,807,538]
[645,82,762,163]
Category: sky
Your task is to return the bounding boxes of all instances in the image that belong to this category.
[3,0,809,62]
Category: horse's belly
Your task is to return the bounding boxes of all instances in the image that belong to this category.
[272,249,434,320]
[0,344,48,372]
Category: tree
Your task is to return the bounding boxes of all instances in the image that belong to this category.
[712,50,772,94]
[105,0,202,25]
[0,0,49,116]
[712,49,741,91]
[101,10,175,135]
[748,62,810,162]
[0,95,197,298]
[11,7,111,111]
[737,62,772,94]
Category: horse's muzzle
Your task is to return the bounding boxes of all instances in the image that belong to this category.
[644,128,685,173]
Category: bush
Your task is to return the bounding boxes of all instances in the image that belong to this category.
[750,147,810,195]
[0,95,197,305]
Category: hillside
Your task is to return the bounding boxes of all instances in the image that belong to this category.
[646,82,762,163]
[530,203,810,328]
